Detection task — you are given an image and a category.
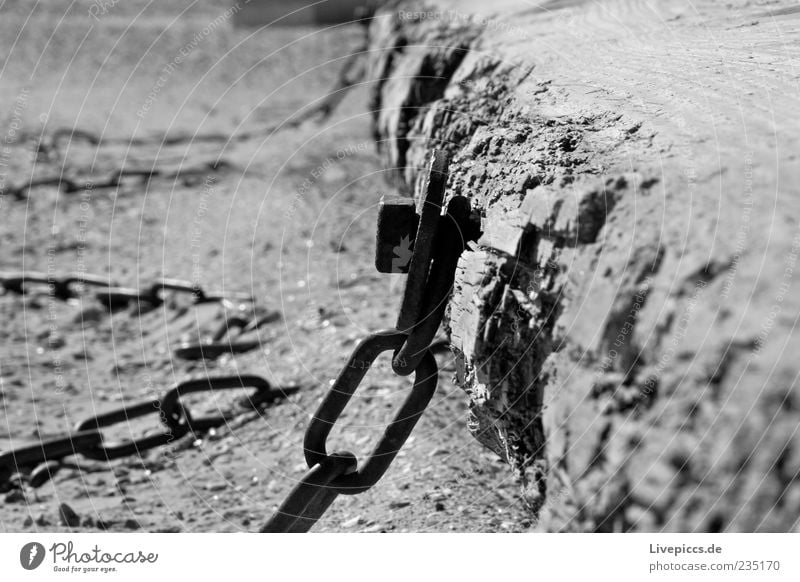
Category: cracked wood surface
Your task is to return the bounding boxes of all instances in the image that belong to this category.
[367,0,800,531]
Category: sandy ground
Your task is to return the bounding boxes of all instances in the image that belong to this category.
[0,1,530,532]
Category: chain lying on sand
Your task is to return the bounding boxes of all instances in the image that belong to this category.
[3,39,369,203]
[0,376,299,491]
[173,309,282,360]
[261,150,481,532]
[4,160,237,201]
[0,271,254,309]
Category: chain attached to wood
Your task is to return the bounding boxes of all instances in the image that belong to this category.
[2,150,476,532]
[261,150,480,532]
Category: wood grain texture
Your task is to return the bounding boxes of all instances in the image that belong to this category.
[367,0,800,531]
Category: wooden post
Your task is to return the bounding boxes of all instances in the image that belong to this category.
[367,0,800,531]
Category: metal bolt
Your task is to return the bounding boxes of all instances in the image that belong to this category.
[374,196,419,274]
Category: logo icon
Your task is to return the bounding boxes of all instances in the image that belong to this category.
[20,542,46,570]
[391,235,413,273]
[388,235,414,293]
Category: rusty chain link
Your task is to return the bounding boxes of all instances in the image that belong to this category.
[261,149,479,532]
[173,309,281,360]
[302,331,438,495]
[0,375,294,491]
[0,271,117,301]
[74,399,189,462]
[0,271,254,309]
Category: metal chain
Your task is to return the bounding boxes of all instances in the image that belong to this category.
[0,271,254,309]
[261,150,479,532]
[2,148,471,531]
[173,309,281,360]
[6,34,371,202]
[0,271,116,301]
[0,375,296,490]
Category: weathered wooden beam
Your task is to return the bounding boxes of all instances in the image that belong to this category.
[367,0,800,531]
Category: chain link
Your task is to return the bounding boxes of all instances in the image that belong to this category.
[173,309,280,360]
[73,399,189,461]
[160,375,292,434]
[96,278,253,309]
[0,271,117,300]
[1,271,253,309]
[261,452,358,533]
[303,330,437,494]
[0,375,291,490]
[0,431,102,485]
[261,150,473,532]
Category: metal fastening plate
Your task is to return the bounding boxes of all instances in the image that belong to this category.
[375,197,419,274]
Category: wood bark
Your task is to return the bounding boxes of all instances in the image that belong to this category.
[367,0,800,531]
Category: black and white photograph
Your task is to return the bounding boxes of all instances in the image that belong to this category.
[0,0,798,578]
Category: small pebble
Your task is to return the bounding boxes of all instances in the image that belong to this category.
[75,306,105,324]
[205,482,227,492]
[22,515,33,527]
[123,519,141,530]
[388,501,410,509]
[341,515,365,529]
[47,333,66,349]
[35,513,51,526]
[59,503,81,527]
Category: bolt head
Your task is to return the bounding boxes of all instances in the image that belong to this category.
[375,197,419,274]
